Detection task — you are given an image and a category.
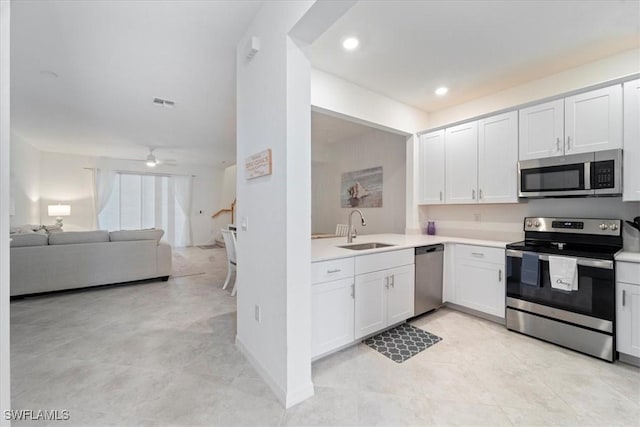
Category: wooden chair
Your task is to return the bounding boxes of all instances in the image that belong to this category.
[221,229,237,296]
[335,224,349,237]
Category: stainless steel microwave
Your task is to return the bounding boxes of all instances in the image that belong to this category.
[518,149,622,198]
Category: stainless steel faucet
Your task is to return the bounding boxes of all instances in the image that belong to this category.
[347,209,366,243]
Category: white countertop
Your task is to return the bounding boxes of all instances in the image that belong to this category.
[311,233,510,262]
[615,251,640,263]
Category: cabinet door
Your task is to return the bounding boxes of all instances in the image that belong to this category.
[354,270,387,339]
[455,259,505,318]
[418,130,445,204]
[617,282,640,358]
[445,121,478,204]
[387,264,415,325]
[311,278,355,358]
[623,79,640,202]
[565,85,622,155]
[518,99,564,160]
[478,111,518,203]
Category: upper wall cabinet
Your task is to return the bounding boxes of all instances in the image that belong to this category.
[478,111,519,203]
[519,85,623,160]
[445,121,478,204]
[564,85,622,155]
[418,130,445,205]
[623,79,640,202]
[518,99,564,160]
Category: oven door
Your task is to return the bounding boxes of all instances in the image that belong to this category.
[518,154,593,197]
[505,249,615,323]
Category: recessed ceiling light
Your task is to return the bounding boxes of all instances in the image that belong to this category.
[342,37,359,51]
[435,87,449,96]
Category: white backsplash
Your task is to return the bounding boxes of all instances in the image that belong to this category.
[419,197,640,247]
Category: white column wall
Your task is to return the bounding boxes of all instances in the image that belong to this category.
[234,0,315,408]
[0,0,11,424]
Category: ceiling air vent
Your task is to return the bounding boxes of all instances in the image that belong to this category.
[152,97,176,107]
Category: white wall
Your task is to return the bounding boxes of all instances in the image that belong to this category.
[311,69,429,134]
[10,133,40,226]
[312,128,406,234]
[0,0,10,423]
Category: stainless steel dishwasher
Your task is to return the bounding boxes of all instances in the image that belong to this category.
[414,244,444,316]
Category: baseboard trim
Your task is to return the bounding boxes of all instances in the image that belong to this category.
[235,336,315,408]
[619,352,640,367]
[445,302,505,325]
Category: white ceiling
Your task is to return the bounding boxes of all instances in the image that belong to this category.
[310,0,640,112]
[11,1,640,167]
[11,0,262,166]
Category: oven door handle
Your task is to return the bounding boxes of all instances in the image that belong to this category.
[506,249,613,270]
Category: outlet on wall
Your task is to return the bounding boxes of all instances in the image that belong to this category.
[474,213,481,222]
[254,304,261,323]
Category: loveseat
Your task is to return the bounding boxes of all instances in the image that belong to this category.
[10,229,172,297]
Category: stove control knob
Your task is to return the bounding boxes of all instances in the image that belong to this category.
[609,223,618,231]
[534,221,541,227]
[526,220,533,228]
[599,223,609,230]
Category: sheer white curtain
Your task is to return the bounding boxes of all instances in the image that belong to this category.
[171,175,193,247]
[92,169,116,229]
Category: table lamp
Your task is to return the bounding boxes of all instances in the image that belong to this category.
[48,204,71,227]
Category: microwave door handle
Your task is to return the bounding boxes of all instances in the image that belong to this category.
[584,161,591,190]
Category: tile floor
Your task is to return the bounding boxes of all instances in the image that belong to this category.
[11,247,640,426]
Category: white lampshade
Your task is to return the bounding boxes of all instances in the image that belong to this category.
[48,204,71,217]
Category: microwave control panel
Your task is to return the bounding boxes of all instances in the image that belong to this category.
[592,160,615,189]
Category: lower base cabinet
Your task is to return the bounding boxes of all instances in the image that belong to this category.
[452,245,505,319]
[354,264,415,340]
[311,277,355,358]
[616,261,640,358]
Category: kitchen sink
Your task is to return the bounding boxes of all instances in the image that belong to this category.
[337,242,396,250]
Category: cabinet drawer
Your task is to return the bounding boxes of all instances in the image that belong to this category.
[312,257,354,284]
[456,244,504,264]
[355,249,413,275]
[617,261,640,285]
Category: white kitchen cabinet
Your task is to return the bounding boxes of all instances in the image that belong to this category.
[616,262,640,358]
[311,277,355,358]
[445,121,478,204]
[623,79,640,202]
[354,252,415,340]
[518,85,622,161]
[386,264,416,325]
[519,99,564,160]
[418,130,445,205]
[354,269,388,339]
[452,245,505,319]
[478,111,519,203]
[564,85,622,155]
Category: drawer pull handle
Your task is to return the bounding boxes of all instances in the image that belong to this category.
[390,274,395,288]
[472,252,485,257]
[622,289,626,307]
[327,268,341,274]
[498,269,502,282]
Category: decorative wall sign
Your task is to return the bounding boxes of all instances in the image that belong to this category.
[341,166,383,208]
[245,149,272,179]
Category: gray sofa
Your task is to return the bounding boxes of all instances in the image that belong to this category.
[10,229,172,296]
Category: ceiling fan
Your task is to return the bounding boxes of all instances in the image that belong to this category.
[130,147,178,167]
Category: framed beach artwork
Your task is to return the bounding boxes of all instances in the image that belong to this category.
[341,166,383,208]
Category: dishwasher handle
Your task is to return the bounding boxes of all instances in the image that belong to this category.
[415,244,444,255]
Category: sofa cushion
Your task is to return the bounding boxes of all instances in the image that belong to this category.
[49,230,110,245]
[109,229,164,243]
[10,233,48,247]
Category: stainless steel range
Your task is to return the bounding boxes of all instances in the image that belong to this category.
[505,217,622,362]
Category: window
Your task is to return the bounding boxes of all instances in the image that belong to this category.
[97,172,193,247]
